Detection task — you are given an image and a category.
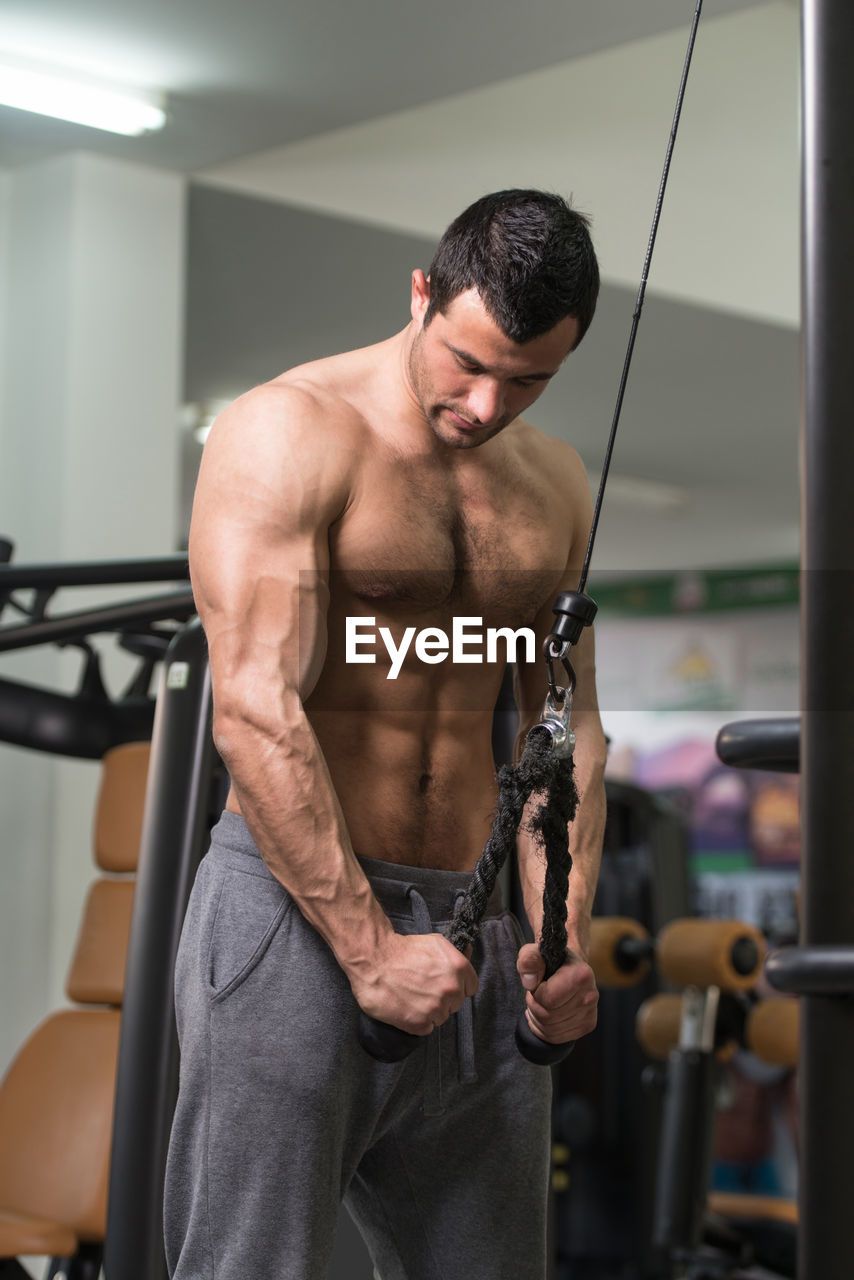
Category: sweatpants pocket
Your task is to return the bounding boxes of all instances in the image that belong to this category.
[206,867,292,1001]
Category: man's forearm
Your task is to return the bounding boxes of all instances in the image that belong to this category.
[215,691,394,978]
[213,685,479,1037]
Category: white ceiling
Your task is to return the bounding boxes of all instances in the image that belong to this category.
[0,0,768,171]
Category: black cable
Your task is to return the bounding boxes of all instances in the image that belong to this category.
[578,0,704,595]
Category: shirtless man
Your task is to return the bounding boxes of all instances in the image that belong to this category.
[165,190,608,1280]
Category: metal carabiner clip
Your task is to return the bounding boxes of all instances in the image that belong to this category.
[543,634,577,705]
[535,688,576,759]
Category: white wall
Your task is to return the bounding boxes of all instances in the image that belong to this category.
[0,151,186,1073]
[0,170,9,474]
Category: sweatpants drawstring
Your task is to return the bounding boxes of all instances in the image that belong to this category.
[406,887,478,1107]
[406,886,433,934]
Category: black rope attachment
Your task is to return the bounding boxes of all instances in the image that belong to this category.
[447,727,578,964]
[358,722,580,1065]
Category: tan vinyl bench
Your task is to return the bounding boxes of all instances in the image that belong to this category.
[0,742,149,1272]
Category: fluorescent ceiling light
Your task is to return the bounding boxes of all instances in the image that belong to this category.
[588,471,690,512]
[0,59,165,136]
[181,401,231,446]
[194,419,216,446]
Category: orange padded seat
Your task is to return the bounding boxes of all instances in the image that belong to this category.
[0,740,150,1263]
[0,1209,76,1258]
[0,1010,121,1246]
[707,1191,798,1226]
[94,739,150,873]
[66,879,136,1006]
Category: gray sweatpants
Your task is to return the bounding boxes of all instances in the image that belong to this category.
[164,811,553,1280]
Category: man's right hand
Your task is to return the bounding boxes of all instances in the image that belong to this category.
[349,932,478,1035]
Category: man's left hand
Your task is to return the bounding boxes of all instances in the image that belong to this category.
[516,943,599,1044]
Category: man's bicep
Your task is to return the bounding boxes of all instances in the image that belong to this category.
[189,392,340,708]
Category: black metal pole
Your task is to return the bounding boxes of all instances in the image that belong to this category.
[0,554,189,589]
[799,3,854,1277]
[0,590,196,653]
[651,1047,718,1264]
[104,619,220,1280]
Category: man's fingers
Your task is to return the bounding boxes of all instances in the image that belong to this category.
[525,997,599,1042]
[530,969,596,1013]
[526,988,600,1023]
[517,941,546,992]
[522,955,600,1042]
[463,960,480,1000]
[358,933,479,1032]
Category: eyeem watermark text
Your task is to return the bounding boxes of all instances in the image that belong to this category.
[346,616,536,679]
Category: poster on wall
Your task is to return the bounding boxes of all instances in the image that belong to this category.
[594,568,800,934]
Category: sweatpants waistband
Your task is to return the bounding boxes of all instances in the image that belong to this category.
[207,810,505,925]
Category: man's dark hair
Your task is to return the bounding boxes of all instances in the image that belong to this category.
[424,189,599,348]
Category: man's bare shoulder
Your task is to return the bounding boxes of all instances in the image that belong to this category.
[508,418,590,498]
[197,377,373,539]
[504,420,594,571]
[222,368,370,450]
[272,338,394,417]
[217,363,375,463]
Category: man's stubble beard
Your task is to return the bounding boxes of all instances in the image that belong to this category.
[407,339,505,451]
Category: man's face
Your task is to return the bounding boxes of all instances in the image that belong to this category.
[407,278,580,450]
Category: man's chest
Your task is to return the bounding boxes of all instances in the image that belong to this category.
[329,452,569,626]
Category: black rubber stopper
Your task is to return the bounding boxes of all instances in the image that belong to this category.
[550,590,599,647]
[615,935,655,973]
[514,1012,575,1066]
[357,1011,424,1063]
[730,936,760,977]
